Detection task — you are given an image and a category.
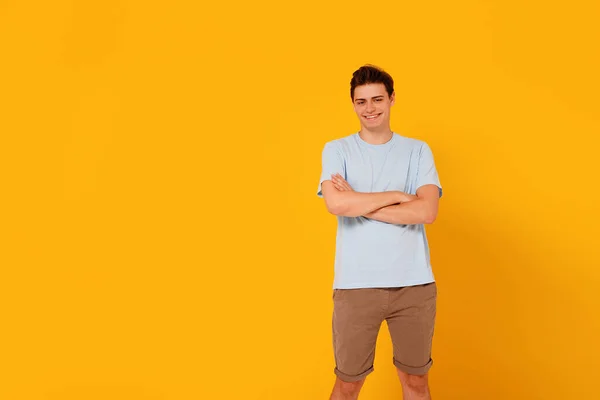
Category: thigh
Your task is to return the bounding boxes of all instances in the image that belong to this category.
[385,282,437,375]
[332,288,386,381]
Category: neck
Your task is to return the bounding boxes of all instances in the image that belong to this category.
[358,127,394,145]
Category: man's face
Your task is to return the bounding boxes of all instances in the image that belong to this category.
[352,83,395,130]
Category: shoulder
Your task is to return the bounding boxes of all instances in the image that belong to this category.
[395,133,427,148]
[395,134,434,154]
[322,133,357,152]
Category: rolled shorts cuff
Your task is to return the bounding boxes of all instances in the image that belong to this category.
[334,366,374,382]
[393,357,433,375]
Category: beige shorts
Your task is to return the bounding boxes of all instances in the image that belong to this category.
[332,282,437,382]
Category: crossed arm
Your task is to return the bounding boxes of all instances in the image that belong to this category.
[321,173,440,225]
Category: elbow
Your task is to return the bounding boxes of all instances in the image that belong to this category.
[423,211,437,224]
[324,192,360,217]
[327,205,341,215]
[326,201,358,217]
[326,200,344,216]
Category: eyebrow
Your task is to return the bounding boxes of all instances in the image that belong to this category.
[354,95,385,101]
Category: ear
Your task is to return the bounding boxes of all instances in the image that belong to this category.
[390,91,395,106]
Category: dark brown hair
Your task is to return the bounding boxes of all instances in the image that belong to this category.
[350,64,394,101]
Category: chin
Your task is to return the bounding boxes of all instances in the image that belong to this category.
[365,121,384,129]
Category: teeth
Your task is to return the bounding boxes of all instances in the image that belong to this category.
[365,114,379,119]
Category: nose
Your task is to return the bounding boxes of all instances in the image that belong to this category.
[366,101,376,113]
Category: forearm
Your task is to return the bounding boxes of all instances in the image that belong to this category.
[329,190,410,217]
[365,198,434,225]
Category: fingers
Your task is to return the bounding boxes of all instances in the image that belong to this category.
[337,175,351,190]
[331,174,344,191]
[332,178,344,191]
[331,173,352,191]
[340,181,352,191]
[336,174,351,190]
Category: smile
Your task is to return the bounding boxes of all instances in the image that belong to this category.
[364,113,382,120]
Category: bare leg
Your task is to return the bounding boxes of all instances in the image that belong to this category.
[396,368,431,400]
[329,377,366,400]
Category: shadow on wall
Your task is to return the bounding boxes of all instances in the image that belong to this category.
[427,211,597,400]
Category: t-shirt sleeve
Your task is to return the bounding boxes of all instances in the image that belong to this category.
[316,142,345,198]
[416,142,443,198]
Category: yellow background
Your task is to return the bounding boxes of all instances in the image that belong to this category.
[1,1,599,399]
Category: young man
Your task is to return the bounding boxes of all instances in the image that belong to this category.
[317,65,443,400]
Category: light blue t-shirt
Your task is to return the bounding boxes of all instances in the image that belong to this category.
[317,132,443,289]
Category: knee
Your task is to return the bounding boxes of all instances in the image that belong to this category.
[337,378,364,396]
[399,371,429,393]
